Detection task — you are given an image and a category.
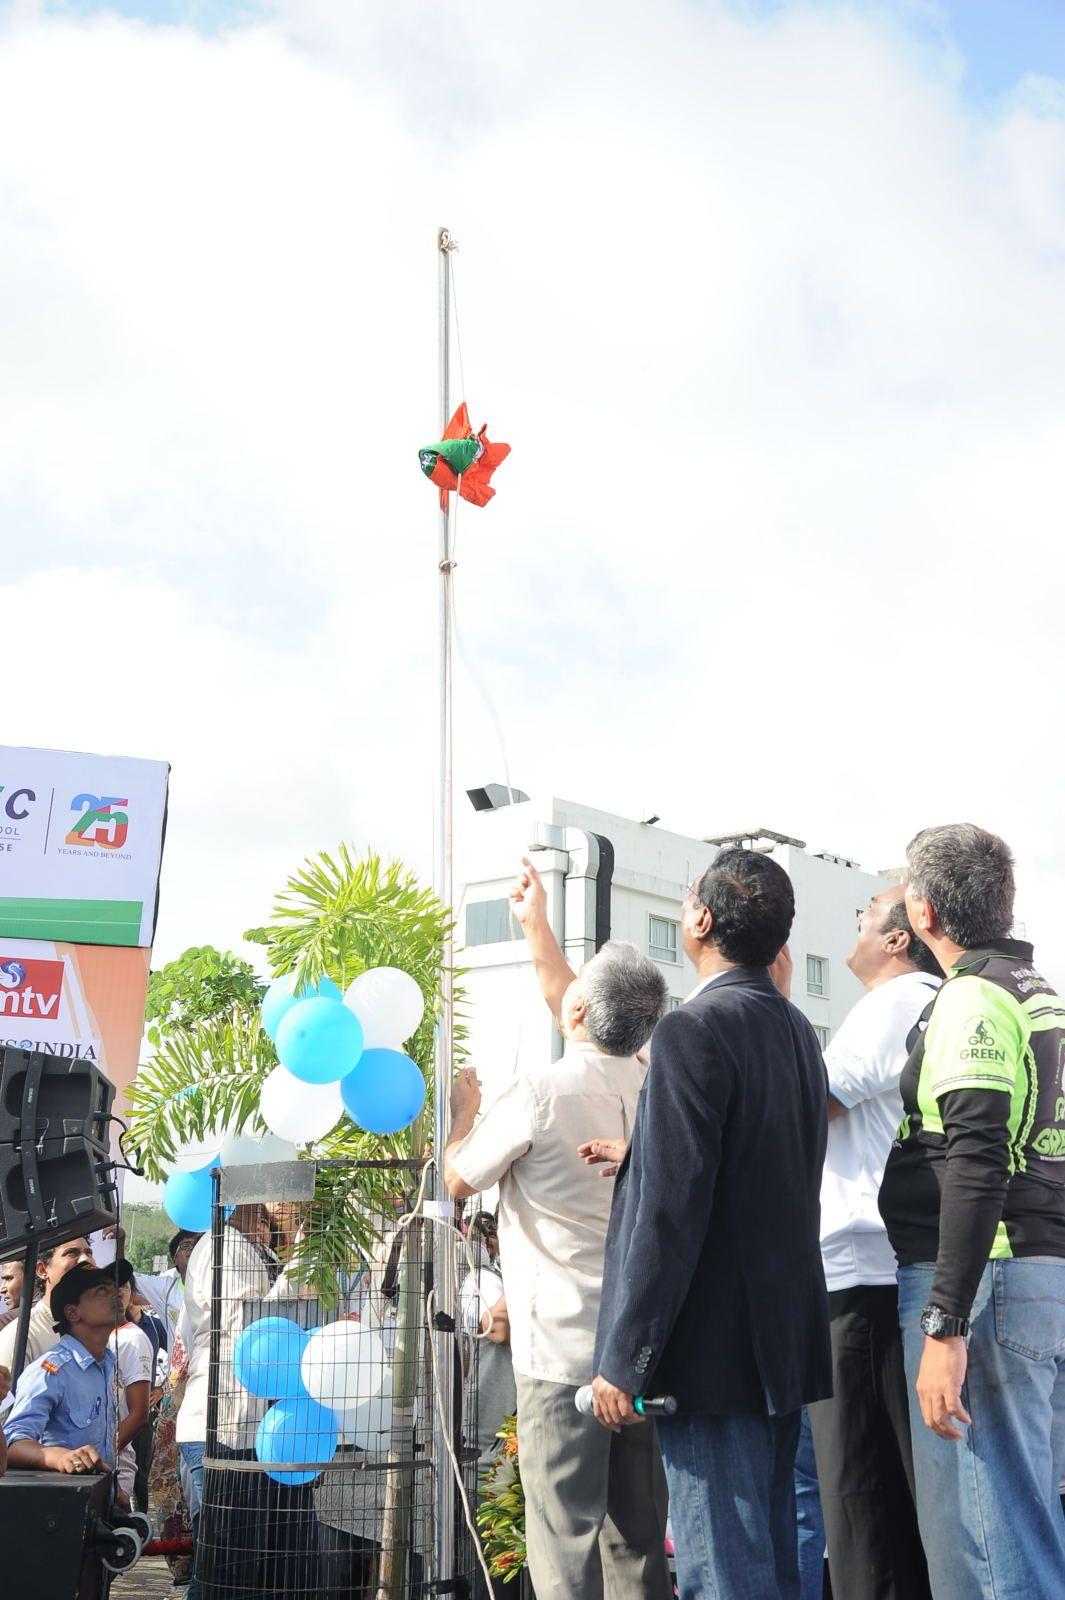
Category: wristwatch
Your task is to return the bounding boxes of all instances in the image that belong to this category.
[920,1304,970,1340]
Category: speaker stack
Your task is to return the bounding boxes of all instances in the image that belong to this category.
[0,1045,118,1262]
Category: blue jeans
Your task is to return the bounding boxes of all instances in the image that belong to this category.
[658,1410,801,1600]
[178,1442,205,1599]
[899,1260,1065,1600]
[794,1410,825,1600]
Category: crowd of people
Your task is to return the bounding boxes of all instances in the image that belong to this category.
[0,821,1061,1600]
[445,824,1065,1600]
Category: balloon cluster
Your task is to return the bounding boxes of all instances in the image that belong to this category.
[232,1315,392,1484]
[161,966,428,1233]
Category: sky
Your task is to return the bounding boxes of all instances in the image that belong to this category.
[1,0,1064,987]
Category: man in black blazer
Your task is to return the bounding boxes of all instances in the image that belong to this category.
[591,847,832,1600]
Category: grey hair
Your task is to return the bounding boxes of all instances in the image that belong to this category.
[879,897,942,976]
[906,825,1015,949]
[581,941,668,1057]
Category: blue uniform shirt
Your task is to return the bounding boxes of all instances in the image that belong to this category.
[2,1334,119,1465]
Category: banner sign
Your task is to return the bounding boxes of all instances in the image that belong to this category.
[0,937,151,1117]
[0,746,169,947]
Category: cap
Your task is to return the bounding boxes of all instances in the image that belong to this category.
[50,1265,119,1333]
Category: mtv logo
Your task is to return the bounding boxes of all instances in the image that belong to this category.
[0,957,65,1019]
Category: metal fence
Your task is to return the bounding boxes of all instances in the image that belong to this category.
[195,1157,495,1599]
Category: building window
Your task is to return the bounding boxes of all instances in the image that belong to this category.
[465,899,519,947]
[813,1024,831,1049]
[806,955,829,997]
[664,996,681,1013]
[649,915,680,964]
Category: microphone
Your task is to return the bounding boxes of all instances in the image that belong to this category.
[574,1385,678,1418]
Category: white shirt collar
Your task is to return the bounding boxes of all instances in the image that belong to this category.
[686,969,729,1003]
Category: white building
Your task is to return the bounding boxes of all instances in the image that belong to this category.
[457,790,896,1092]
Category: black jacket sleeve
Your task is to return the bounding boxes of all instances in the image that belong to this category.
[931,1087,1013,1318]
[596,1006,733,1395]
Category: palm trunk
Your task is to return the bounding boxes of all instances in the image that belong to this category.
[376,1214,424,1600]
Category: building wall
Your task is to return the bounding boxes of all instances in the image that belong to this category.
[456,796,893,1095]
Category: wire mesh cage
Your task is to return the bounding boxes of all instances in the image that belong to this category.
[193,1157,498,1600]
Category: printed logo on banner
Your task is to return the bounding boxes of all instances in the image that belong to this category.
[0,783,38,851]
[65,794,130,852]
[0,956,65,1019]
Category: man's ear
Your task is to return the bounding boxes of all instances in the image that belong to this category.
[569,991,588,1025]
[909,895,935,937]
[691,903,714,942]
[883,928,909,957]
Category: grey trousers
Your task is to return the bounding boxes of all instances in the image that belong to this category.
[515,1371,672,1600]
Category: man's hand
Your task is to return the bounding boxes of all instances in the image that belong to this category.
[769,944,793,998]
[916,1336,971,1441]
[591,1374,641,1433]
[578,1138,628,1177]
[45,1444,105,1474]
[509,857,547,927]
[0,1365,10,1405]
[450,1067,482,1121]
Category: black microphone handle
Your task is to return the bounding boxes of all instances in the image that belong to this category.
[634,1394,678,1417]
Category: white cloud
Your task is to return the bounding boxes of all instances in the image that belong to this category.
[0,3,1063,974]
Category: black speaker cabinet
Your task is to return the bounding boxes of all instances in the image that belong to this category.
[0,1138,118,1261]
[0,1470,111,1599]
[0,1048,113,1150]
[0,1047,117,1260]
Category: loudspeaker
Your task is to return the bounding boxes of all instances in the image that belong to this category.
[0,1139,119,1261]
[0,1049,113,1148]
[0,1046,117,1261]
[0,1470,112,1600]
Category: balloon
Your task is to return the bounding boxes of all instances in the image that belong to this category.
[259,1066,344,1144]
[344,967,426,1048]
[233,1316,309,1400]
[275,998,364,1085]
[261,973,343,1043]
[341,1369,393,1450]
[168,1136,222,1173]
[300,1321,388,1418]
[219,1126,300,1167]
[341,1049,426,1135]
[255,1396,338,1486]
[163,1166,214,1231]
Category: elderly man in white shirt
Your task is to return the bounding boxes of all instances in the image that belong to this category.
[444,857,672,1600]
[804,885,940,1600]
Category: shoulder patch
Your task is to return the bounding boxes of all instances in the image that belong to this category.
[41,1360,59,1375]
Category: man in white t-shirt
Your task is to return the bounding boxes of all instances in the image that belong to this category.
[806,885,940,1600]
[444,857,672,1600]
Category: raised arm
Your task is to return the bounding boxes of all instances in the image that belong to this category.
[509,856,576,1028]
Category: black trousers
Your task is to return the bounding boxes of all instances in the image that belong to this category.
[807,1283,931,1600]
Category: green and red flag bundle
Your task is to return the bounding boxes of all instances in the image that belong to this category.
[418,403,510,509]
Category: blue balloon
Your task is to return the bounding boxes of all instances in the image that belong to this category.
[163,1166,214,1231]
[341,1048,427,1135]
[261,973,342,1043]
[275,998,364,1085]
[233,1316,309,1400]
[255,1396,338,1486]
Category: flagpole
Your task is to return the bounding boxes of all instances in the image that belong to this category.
[433,222,457,1591]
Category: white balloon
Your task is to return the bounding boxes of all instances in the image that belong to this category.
[259,1066,343,1144]
[340,1369,393,1448]
[344,967,425,1048]
[219,1126,300,1167]
[300,1321,388,1418]
[168,1126,225,1173]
